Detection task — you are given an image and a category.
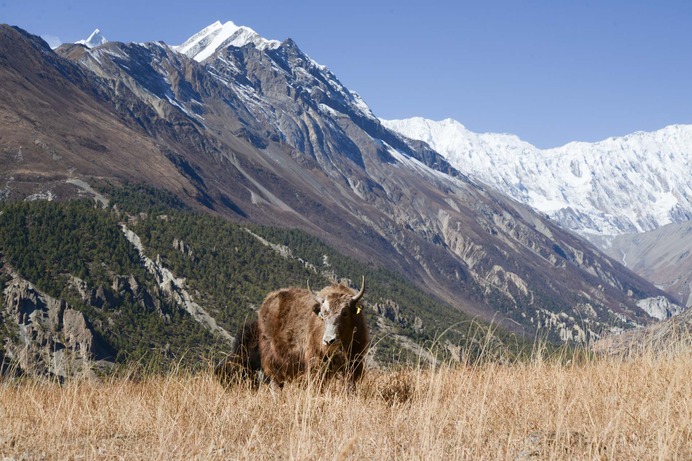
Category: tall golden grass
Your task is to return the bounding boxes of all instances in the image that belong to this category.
[1,347,690,460]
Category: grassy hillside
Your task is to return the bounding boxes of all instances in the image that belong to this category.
[1,348,689,460]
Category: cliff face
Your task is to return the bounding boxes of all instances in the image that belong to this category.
[2,276,111,379]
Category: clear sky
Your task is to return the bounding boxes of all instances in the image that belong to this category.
[2,0,691,148]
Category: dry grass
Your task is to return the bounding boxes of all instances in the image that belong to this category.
[1,350,690,460]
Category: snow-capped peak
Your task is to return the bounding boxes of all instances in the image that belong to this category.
[383,117,692,238]
[174,20,280,62]
[76,29,107,48]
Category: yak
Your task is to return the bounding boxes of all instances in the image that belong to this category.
[214,319,265,388]
[257,277,369,390]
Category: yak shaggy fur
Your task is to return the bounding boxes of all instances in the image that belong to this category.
[257,280,368,389]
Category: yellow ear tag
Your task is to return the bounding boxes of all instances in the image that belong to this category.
[356,305,362,314]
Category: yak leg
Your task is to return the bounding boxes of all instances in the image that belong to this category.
[343,353,366,393]
[269,377,283,396]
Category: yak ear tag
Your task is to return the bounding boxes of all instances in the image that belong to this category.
[356,304,362,315]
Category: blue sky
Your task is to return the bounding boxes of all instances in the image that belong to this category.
[2,0,691,148]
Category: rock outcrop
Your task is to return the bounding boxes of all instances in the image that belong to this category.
[2,276,112,379]
[122,225,234,343]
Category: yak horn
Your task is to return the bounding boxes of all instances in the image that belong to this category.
[352,275,365,303]
[308,279,327,305]
[307,279,317,296]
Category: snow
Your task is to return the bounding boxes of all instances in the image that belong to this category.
[174,20,280,62]
[174,20,226,55]
[319,103,342,117]
[349,91,375,118]
[383,118,692,238]
[175,21,376,126]
[383,142,456,182]
[76,29,108,48]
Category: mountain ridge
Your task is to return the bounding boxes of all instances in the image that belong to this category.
[599,221,692,307]
[383,116,692,307]
[382,117,692,237]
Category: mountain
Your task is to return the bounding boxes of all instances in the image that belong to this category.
[597,221,692,308]
[382,118,692,307]
[76,29,107,49]
[173,20,281,61]
[593,302,692,357]
[0,22,678,358]
[381,118,692,238]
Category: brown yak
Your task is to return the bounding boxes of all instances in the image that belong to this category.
[214,319,265,388]
[257,277,369,390]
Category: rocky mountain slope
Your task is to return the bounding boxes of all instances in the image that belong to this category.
[382,117,692,308]
[598,221,692,308]
[0,23,678,354]
[2,275,113,379]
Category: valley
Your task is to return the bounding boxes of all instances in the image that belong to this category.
[0,21,688,378]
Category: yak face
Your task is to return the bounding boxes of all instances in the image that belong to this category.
[311,277,365,350]
[313,294,359,348]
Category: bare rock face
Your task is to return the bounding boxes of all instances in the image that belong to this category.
[62,308,94,354]
[374,300,404,324]
[2,276,110,379]
[637,296,684,321]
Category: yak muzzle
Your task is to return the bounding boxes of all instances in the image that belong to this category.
[322,321,339,348]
